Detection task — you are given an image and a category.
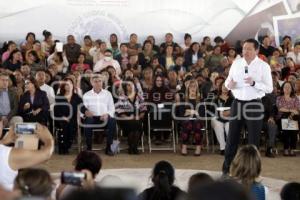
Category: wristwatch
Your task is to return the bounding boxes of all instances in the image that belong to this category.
[251,81,255,86]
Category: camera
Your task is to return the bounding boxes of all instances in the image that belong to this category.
[61,172,86,186]
[14,123,38,150]
[15,123,37,135]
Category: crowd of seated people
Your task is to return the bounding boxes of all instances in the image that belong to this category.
[0,118,299,200]
[0,30,300,158]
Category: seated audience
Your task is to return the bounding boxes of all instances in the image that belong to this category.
[230,145,267,200]
[13,168,53,199]
[94,49,121,76]
[1,41,17,63]
[116,43,129,70]
[160,33,180,55]
[176,79,203,156]
[41,30,54,57]
[189,180,251,200]
[115,78,147,154]
[26,50,44,74]
[211,80,233,155]
[184,42,202,68]
[187,172,214,194]
[139,160,186,200]
[71,53,90,72]
[262,80,279,158]
[181,33,192,50]
[89,40,106,65]
[18,77,50,125]
[80,35,94,65]
[82,74,117,155]
[287,42,300,66]
[64,35,81,66]
[0,73,19,127]
[205,45,223,69]
[280,182,300,200]
[35,69,55,105]
[107,33,120,58]
[276,81,300,156]
[56,151,102,200]
[126,33,142,56]
[54,77,83,154]
[280,35,292,56]
[2,49,23,73]
[160,45,176,70]
[259,35,275,58]
[47,44,69,74]
[139,40,157,69]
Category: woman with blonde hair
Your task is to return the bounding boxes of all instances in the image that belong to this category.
[230,145,267,200]
[176,79,203,156]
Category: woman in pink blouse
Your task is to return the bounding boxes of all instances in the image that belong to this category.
[276,81,300,156]
[71,53,90,73]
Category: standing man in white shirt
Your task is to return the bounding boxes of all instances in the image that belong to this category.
[93,49,121,76]
[222,39,273,175]
[82,74,116,155]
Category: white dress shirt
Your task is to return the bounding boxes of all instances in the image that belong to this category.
[225,56,273,101]
[40,83,55,105]
[93,58,121,75]
[83,89,115,117]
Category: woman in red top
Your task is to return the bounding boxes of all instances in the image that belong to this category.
[71,53,90,73]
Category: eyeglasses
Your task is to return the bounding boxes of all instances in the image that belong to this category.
[156,79,163,82]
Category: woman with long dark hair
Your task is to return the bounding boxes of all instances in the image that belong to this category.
[139,160,185,200]
[2,49,23,73]
[115,78,147,154]
[108,33,120,58]
[184,42,202,68]
[21,32,36,53]
[1,41,17,62]
[41,30,54,57]
[276,81,300,156]
[54,77,83,154]
[18,77,49,125]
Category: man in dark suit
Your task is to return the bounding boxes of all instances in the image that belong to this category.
[0,72,20,127]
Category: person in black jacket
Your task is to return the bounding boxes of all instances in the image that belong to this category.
[54,77,83,154]
[18,77,49,125]
[139,160,186,200]
[184,42,202,68]
[261,80,279,157]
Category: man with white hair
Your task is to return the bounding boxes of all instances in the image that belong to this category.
[82,74,117,155]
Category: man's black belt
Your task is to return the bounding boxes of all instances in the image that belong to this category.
[235,98,261,103]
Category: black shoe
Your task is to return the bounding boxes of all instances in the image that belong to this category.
[128,146,133,154]
[132,148,140,155]
[220,150,225,155]
[105,148,114,156]
[265,147,275,158]
[220,173,230,180]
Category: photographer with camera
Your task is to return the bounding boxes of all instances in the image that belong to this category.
[0,119,54,190]
[56,151,102,200]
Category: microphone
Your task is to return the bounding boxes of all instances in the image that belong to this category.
[245,66,248,74]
